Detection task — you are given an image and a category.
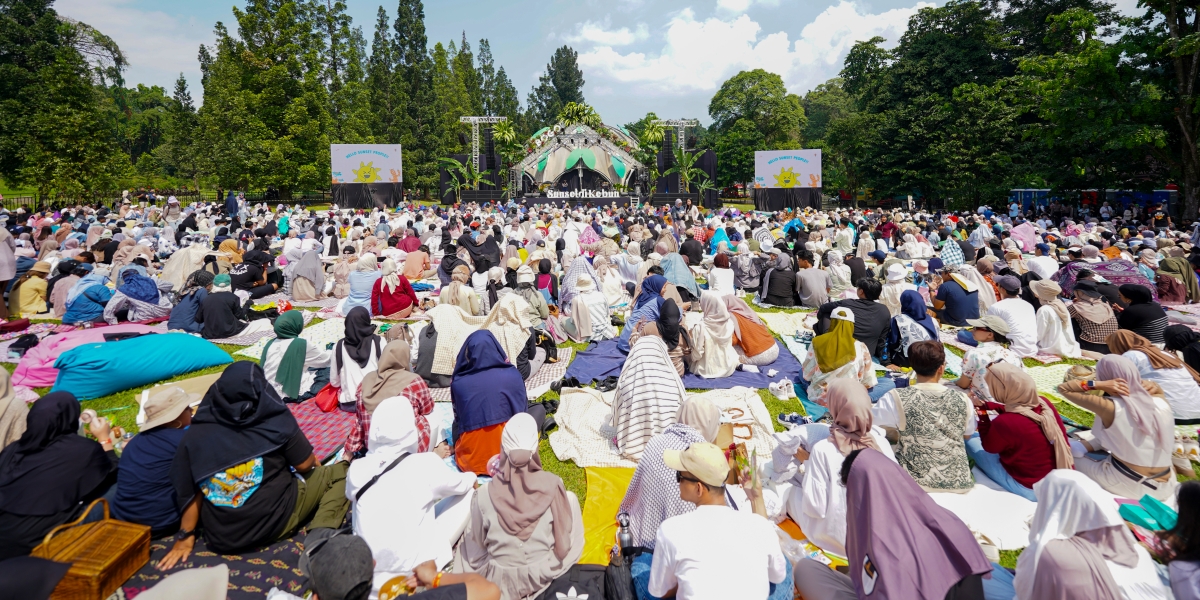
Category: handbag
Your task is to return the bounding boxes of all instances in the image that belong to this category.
[32,498,150,600]
[312,384,339,413]
[535,564,606,600]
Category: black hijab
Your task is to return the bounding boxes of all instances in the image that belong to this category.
[1117,283,1167,331]
[0,392,111,515]
[459,233,502,269]
[538,258,552,275]
[174,361,299,486]
[343,306,380,368]
[324,226,340,257]
[657,298,682,350]
[1166,325,1200,374]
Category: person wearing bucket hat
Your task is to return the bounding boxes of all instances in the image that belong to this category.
[650,442,790,600]
[8,260,51,318]
[111,387,199,536]
[954,314,1022,405]
[879,263,915,318]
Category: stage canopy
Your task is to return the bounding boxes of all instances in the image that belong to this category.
[517,123,646,192]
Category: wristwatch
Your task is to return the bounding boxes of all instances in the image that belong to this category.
[174,528,195,543]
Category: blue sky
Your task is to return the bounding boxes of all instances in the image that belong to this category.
[56,0,1140,126]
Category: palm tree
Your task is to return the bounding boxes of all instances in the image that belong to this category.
[662,147,707,194]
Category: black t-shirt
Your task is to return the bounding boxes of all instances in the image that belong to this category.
[172,430,312,553]
[197,291,247,340]
[229,262,264,291]
[1155,214,1168,228]
[679,238,704,266]
[844,256,867,286]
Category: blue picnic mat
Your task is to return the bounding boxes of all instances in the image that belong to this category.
[564,339,802,390]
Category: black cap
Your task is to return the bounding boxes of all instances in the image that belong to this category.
[300,529,374,600]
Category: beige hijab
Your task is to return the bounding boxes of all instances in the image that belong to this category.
[826,379,880,456]
[1030,279,1069,327]
[0,369,26,451]
[985,363,1074,469]
[676,396,720,442]
[359,339,421,414]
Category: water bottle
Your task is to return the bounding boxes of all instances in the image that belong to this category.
[616,512,633,562]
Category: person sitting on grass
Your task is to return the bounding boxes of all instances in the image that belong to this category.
[954,314,1022,406]
[801,307,893,405]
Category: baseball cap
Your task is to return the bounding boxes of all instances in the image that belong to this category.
[831,306,856,323]
[213,274,231,287]
[300,529,373,600]
[994,275,1021,293]
[663,442,730,487]
[966,314,1011,336]
[1034,243,1051,254]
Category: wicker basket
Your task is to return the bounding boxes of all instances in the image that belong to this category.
[31,498,151,600]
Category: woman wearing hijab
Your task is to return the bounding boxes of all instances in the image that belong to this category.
[0,392,115,560]
[61,267,113,324]
[730,242,765,293]
[1057,354,1180,505]
[0,369,25,452]
[535,258,559,305]
[1166,324,1200,377]
[618,274,668,354]
[330,307,383,410]
[790,380,895,557]
[370,257,419,318]
[794,448,992,600]
[451,330,532,475]
[801,307,880,404]
[285,249,326,302]
[216,239,243,273]
[167,269,213,334]
[825,250,853,299]
[686,291,739,379]
[562,273,616,344]
[1118,284,1170,346]
[592,255,630,309]
[1161,255,1200,303]
[886,289,938,367]
[1069,281,1119,356]
[758,252,797,307]
[103,269,171,324]
[618,397,719,552]
[339,254,381,316]
[964,362,1071,501]
[259,311,330,403]
[724,294,779,366]
[46,260,80,318]
[659,252,702,302]
[439,264,482,316]
[1014,470,1171,600]
[612,335,687,461]
[1106,330,1200,421]
[344,339,434,457]
[330,247,356,299]
[1031,279,1083,358]
[459,412,584,600]
[347,400,475,594]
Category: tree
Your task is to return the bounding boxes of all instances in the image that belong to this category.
[714,118,765,187]
[430,41,469,160]
[526,45,585,130]
[557,101,601,128]
[478,39,520,123]
[453,33,483,115]
[320,0,373,143]
[0,0,128,197]
[393,0,438,195]
[663,146,709,193]
[155,73,200,186]
[708,69,805,148]
[802,78,854,145]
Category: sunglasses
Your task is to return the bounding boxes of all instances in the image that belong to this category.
[675,471,702,484]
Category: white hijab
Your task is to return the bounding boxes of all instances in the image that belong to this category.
[688,291,739,379]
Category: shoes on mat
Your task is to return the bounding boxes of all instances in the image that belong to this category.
[595,376,619,392]
[768,380,790,401]
[550,376,581,394]
[777,412,812,428]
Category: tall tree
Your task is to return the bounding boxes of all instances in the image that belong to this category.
[0,0,128,197]
[708,69,806,155]
[319,0,372,143]
[454,33,483,115]
[394,0,437,194]
[526,45,585,130]
[366,7,403,143]
[156,74,199,187]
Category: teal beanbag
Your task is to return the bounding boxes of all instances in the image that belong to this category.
[52,333,233,400]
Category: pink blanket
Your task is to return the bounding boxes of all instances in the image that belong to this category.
[12,324,159,388]
[1010,222,1038,253]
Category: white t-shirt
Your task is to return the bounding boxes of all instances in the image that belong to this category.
[649,505,788,600]
[789,433,895,558]
[1027,255,1060,281]
[988,298,1038,357]
[329,341,381,407]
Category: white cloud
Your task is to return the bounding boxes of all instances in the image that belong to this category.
[716,0,780,13]
[576,2,931,98]
[564,20,650,46]
[55,0,213,91]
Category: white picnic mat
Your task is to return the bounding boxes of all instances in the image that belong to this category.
[928,468,1037,550]
[233,317,388,359]
[758,311,816,338]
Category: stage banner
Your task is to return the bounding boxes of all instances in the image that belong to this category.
[754,150,821,189]
[331,144,402,184]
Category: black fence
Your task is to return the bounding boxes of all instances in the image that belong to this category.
[1,190,335,212]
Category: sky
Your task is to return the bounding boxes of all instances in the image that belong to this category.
[55,0,1144,127]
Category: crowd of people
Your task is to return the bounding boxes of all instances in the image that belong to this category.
[3,194,1200,599]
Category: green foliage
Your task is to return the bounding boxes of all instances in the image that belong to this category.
[714,118,765,187]
[662,146,709,193]
[556,101,602,129]
[707,69,805,185]
[526,46,586,131]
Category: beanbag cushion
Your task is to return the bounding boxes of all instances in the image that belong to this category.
[13,324,159,388]
[52,333,233,400]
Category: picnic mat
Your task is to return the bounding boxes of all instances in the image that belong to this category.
[550,386,778,469]
[428,347,575,403]
[289,400,356,460]
[580,467,635,566]
[928,467,1038,551]
[563,340,800,390]
[758,310,815,338]
[121,532,310,599]
[209,310,316,346]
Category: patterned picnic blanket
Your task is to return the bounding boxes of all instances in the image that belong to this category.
[428,348,575,403]
[209,311,317,346]
[122,532,311,599]
[289,400,356,460]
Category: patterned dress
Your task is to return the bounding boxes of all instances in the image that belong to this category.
[894,385,975,492]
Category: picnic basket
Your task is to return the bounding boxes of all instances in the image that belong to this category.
[31,498,150,600]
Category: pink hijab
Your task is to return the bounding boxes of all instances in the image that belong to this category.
[826,379,880,456]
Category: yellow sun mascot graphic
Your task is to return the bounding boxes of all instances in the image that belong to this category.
[352,161,382,183]
[773,166,799,188]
